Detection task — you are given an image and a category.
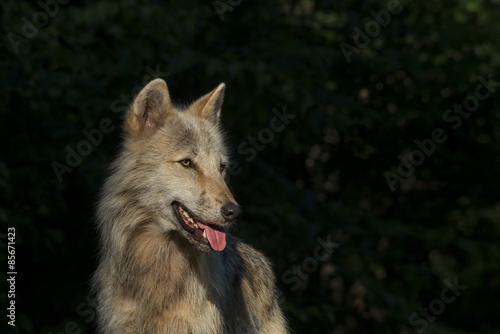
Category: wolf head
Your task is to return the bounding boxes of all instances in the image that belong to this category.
[118,79,241,252]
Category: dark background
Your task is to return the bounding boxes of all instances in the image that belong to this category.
[1,0,499,333]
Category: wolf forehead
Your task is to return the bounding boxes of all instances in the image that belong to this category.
[158,112,229,159]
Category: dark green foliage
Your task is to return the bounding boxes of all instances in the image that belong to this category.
[1,0,499,333]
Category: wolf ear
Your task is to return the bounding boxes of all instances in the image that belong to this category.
[126,79,173,139]
[191,83,225,124]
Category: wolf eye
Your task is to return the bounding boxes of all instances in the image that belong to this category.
[220,162,226,173]
[180,159,192,167]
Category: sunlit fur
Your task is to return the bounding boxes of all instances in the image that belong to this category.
[93,79,288,333]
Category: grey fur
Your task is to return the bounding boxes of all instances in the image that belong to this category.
[93,79,289,334]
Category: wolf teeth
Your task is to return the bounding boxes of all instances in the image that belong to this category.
[180,207,199,228]
[202,230,206,238]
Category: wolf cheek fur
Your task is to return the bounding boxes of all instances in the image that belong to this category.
[93,79,289,333]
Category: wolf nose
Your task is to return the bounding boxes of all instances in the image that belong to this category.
[221,202,241,222]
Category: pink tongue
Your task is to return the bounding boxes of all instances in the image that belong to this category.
[197,222,226,251]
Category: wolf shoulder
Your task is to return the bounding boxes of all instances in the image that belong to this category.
[223,236,289,334]
[225,236,276,288]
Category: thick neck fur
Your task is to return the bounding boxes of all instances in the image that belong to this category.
[95,148,228,333]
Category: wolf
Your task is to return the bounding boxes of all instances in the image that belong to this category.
[93,78,289,334]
